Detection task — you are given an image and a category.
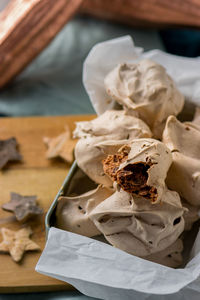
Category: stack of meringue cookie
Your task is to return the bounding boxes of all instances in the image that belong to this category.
[56,59,200,268]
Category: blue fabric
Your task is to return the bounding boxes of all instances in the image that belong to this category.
[160,29,200,58]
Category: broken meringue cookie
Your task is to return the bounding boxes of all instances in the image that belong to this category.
[163,115,200,206]
[74,110,152,187]
[56,185,113,237]
[104,59,184,138]
[75,138,128,187]
[89,188,185,257]
[145,238,183,268]
[103,138,172,203]
[74,110,152,140]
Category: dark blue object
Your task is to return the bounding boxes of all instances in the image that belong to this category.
[0,292,98,300]
[160,29,200,57]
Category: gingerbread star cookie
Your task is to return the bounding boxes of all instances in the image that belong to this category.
[0,137,22,169]
[43,126,76,164]
[0,227,40,262]
[2,192,43,222]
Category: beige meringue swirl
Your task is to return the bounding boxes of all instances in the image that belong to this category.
[104,59,184,138]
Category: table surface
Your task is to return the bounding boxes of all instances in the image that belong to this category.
[0,114,94,294]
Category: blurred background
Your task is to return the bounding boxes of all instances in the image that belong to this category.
[0,0,200,117]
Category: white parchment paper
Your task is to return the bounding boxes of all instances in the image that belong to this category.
[36,36,200,300]
[83,35,200,115]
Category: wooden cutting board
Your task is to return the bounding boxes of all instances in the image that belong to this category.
[0,114,94,293]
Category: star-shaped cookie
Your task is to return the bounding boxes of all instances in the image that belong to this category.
[0,227,40,262]
[0,137,22,169]
[43,126,76,163]
[2,192,43,222]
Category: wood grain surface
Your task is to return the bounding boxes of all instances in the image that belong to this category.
[0,0,82,89]
[81,0,200,27]
[0,114,94,293]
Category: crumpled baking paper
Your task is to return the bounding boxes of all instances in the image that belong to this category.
[83,35,200,116]
[36,36,200,300]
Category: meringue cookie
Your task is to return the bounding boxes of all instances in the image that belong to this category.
[193,107,200,126]
[104,59,184,138]
[103,138,172,203]
[75,138,128,186]
[74,110,152,140]
[56,185,113,237]
[74,110,152,187]
[89,188,185,257]
[163,115,200,206]
[145,239,183,268]
[181,200,199,231]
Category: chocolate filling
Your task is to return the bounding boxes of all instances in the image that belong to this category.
[117,163,157,202]
[103,152,157,202]
[103,146,129,181]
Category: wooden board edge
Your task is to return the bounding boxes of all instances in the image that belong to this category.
[0,284,75,293]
